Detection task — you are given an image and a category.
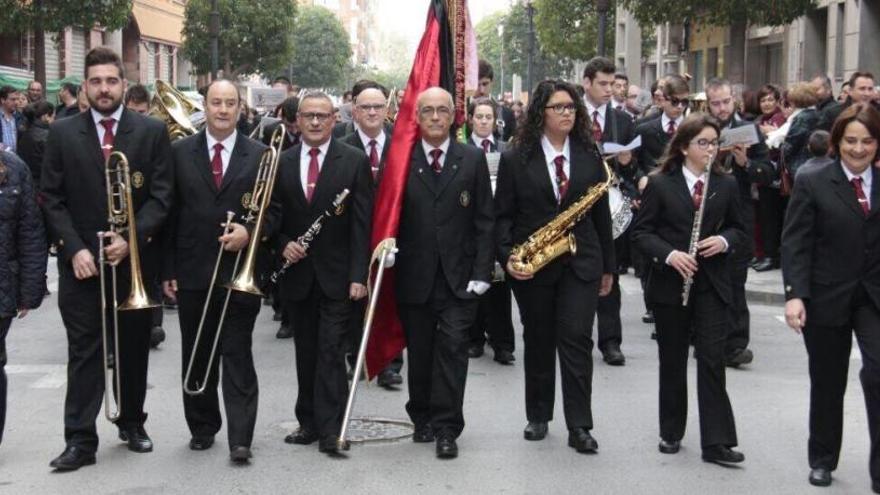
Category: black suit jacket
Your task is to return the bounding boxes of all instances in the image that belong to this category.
[634,115,671,179]
[781,160,880,326]
[630,167,746,305]
[163,130,268,290]
[396,140,495,304]
[41,108,173,278]
[494,141,615,286]
[261,119,300,152]
[720,116,774,191]
[269,139,373,302]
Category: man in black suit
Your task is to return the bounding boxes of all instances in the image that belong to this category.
[332,80,393,139]
[819,72,878,131]
[41,47,173,470]
[582,57,638,366]
[634,75,690,178]
[396,87,494,459]
[161,80,267,464]
[475,60,517,142]
[270,91,373,454]
[339,83,404,387]
[705,78,774,367]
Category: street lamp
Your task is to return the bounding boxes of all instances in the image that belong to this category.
[498,24,505,100]
[596,0,609,57]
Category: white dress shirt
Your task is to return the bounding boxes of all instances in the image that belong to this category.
[471,132,495,150]
[584,99,607,133]
[665,166,728,265]
[358,128,386,159]
[841,161,874,211]
[421,137,450,168]
[660,113,684,134]
[540,134,571,201]
[206,129,238,175]
[91,105,124,147]
[300,138,331,196]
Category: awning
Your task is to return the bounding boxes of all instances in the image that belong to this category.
[131,2,184,45]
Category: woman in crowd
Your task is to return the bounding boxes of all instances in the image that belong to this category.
[753,84,788,272]
[780,82,822,178]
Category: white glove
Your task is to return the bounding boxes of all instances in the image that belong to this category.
[466,280,491,296]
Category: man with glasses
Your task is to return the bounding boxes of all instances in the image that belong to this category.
[396,87,494,459]
[704,78,773,368]
[635,74,690,178]
[333,80,392,139]
[269,91,373,455]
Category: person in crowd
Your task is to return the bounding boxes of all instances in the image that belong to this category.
[820,72,877,130]
[811,74,837,115]
[781,83,823,179]
[474,59,517,142]
[56,83,81,119]
[124,84,151,115]
[0,86,18,153]
[16,101,54,184]
[754,84,788,275]
[796,130,833,176]
[26,80,44,103]
[76,85,90,113]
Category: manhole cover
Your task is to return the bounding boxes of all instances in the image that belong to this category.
[345,417,414,444]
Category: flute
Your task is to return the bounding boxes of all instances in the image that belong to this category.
[681,149,717,306]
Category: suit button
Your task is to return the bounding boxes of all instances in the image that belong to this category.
[785,285,792,292]
[653,257,658,263]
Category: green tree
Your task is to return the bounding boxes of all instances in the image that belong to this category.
[533,0,615,62]
[289,5,352,89]
[618,0,816,83]
[182,0,296,78]
[0,0,132,85]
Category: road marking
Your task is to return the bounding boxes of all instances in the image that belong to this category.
[6,365,67,388]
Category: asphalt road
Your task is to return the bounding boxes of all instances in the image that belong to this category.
[0,265,872,494]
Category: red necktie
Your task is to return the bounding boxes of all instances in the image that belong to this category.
[554,155,568,202]
[481,139,491,154]
[667,119,677,137]
[100,118,116,160]
[368,139,379,181]
[592,111,603,143]
[852,177,870,216]
[306,147,320,203]
[429,149,443,174]
[211,142,224,189]
[692,179,704,209]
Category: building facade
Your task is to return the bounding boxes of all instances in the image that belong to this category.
[299,0,377,66]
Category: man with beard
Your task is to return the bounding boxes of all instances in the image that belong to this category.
[41,47,173,471]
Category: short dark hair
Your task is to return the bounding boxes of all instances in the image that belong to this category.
[807,130,830,157]
[0,85,15,101]
[757,84,781,103]
[582,57,616,81]
[849,71,875,88]
[60,82,79,97]
[23,100,54,124]
[478,59,494,81]
[829,103,880,162]
[614,73,629,85]
[277,96,299,121]
[124,84,150,105]
[468,97,496,121]
[273,76,292,87]
[84,46,125,79]
[662,74,690,97]
[351,79,388,100]
[812,73,832,91]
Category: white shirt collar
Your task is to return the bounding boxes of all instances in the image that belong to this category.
[421,137,451,164]
[302,138,331,158]
[91,105,124,127]
[471,133,495,147]
[358,127,386,151]
[841,161,873,193]
[681,165,708,193]
[541,134,570,165]
[583,98,607,120]
[661,112,683,131]
[206,129,237,154]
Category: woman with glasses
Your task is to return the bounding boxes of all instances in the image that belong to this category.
[495,80,614,453]
[782,103,880,492]
[631,113,746,465]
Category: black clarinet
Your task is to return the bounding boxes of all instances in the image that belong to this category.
[269,188,350,283]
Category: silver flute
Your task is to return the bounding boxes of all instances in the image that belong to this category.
[269,188,350,283]
[681,148,717,306]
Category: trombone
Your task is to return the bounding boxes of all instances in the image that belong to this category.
[99,149,159,422]
[182,126,285,395]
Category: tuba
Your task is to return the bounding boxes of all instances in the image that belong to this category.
[509,150,615,275]
[150,80,205,141]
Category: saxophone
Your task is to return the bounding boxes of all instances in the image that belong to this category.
[509,151,614,275]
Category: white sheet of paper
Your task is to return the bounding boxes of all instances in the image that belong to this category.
[486,152,501,177]
[602,135,642,155]
[720,125,761,148]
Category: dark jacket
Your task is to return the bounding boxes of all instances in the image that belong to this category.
[0,151,47,318]
[781,108,821,177]
[16,121,50,183]
[634,114,671,179]
[782,160,880,326]
[340,129,392,186]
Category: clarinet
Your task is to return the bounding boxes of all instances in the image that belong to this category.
[680,150,717,306]
[269,188,350,284]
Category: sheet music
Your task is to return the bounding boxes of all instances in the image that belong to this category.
[720,124,761,148]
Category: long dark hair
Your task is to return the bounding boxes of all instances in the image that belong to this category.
[513,79,593,158]
[655,113,725,175]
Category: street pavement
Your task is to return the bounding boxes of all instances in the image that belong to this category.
[0,262,873,494]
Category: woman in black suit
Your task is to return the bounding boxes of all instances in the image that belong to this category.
[631,113,746,464]
[782,103,880,492]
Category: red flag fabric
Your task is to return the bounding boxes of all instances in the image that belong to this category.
[364,1,448,378]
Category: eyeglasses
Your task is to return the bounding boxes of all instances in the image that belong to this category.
[545,103,577,115]
[472,113,494,121]
[690,138,719,150]
[299,112,333,123]
[419,106,452,117]
[356,103,385,112]
[667,96,690,108]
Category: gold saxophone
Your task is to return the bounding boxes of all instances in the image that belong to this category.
[509,154,615,275]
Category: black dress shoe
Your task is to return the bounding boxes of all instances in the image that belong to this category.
[568,428,598,453]
[275,324,293,339]
[658,439,681,454]
[189,436,215,450]
[119,426,153,453]
[413,425,435,443]
[318,436,339,454]
[702,445,745,464]
[436,436,458,459]
[229,446,252,464]
[808,467,832,486]
[377,369,403,387]
[493,349,515,365]
[284,427,319,445]
[753,257,778,272]
[49,446,96,471]
[523,422,548,441]
[749,256,760,268]
[873,480,880,494]
[641,311,654,324]
[150,326,166,348]
[467,345,484,358]
[726,348,754,368]
[602,345,626,366]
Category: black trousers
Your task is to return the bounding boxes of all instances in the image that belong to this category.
[631,241,653,314]
[756,186,784,259]
[653,282,738,448]
[58,271,150,453]
[398,272,477,438]
[150,276,163,328]
[348,299,403,374]
[803,296,880,484]
[286,283,352,438]
[468,280,515,353]
[726,249,751,355]
[0,317,10,445]
[178,289,260,448]
[512,270,599,430]
[596,273,623,352]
